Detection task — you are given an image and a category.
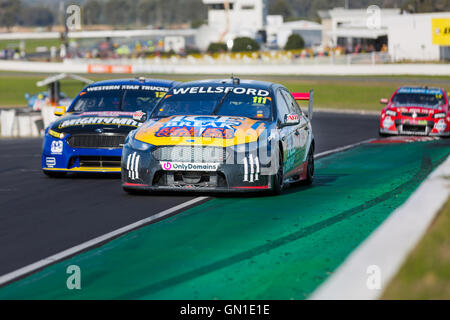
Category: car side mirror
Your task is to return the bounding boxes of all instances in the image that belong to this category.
[54,106,66,117]
[133,110,148,123]
[380,98,388,104]
[282,113,300,127]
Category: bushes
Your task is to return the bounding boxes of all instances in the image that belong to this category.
[284,34,305,50]
[207,42,228,54]
[231,37,260,52]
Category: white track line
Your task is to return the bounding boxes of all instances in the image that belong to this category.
[0,138,372,287]
[315,138,375,159]
[315,108,380,116]
[310,155,450,300]
[0,197,208,286]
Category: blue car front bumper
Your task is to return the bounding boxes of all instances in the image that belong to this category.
[42,134,122,173]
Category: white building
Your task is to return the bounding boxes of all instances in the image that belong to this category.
[197,0,322,50]
[387,12,450,61]
[319,8,450,61]
[319,8,401,49]
[273,19,322,48]
[197,0,265,49]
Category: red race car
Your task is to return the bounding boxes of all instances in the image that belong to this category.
[379,86,449,137]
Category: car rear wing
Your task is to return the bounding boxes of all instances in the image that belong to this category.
[292,90,314,120]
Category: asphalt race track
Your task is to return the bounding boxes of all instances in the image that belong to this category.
[0,112,379,276]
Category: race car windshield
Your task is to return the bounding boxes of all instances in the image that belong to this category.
[392,92,446,108]
[153,88,273,120]
[70,89,165,113]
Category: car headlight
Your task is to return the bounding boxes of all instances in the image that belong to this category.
[126,130,152,151]
[48,129,67,139]
[434,113,446,119]
[385,110,397,117]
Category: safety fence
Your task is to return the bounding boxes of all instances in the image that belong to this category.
[0,107,57,138]
[1,59,449,76]
[78,51,391,66]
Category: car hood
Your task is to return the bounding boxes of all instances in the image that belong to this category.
[390,105,445,116]
[134,115,268,147]
[50,111,140,135]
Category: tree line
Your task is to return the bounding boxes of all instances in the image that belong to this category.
[1,0,449,29]
[0,0,208,28]
[0,0,55,28]
[270,0,450,19]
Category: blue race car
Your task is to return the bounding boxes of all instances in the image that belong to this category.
[42,78,179,177]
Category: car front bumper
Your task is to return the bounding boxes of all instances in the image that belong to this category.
[42,135,123,173]
[379,118,450,137]
[121,145,276,192]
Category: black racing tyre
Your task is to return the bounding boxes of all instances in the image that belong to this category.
[272,149,285,195]
[378,130,389,137]
[302,147,314,186]
[43,170,66,178]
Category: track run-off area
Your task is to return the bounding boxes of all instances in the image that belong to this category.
[0,112,449,299]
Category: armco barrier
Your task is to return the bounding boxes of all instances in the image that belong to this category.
[1,60,450,76]
[41,106,58,130]
[0,109,43,137]
[131,63,450,76]
[17,113,41,137]
[0,110,17,137]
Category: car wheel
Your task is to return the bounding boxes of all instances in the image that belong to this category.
[302,147,314,186]
[43,170,66,178]
[379,130,389,137]
[272,149,285,195]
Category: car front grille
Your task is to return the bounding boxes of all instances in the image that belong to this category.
[401,112,429,118]
[152,171,227,188]
[152,146,227,163]
[78,156,122,168]
[67,134,126,149]
[401,125,428,135]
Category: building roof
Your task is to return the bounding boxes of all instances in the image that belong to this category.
[328,7,402,18]
[281,20,322,30]
[317,10,331,19]
[203,0,237,4]
[329,28,388,39]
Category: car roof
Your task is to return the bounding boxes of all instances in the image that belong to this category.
[172,79,278,91]
[87,78,179,88]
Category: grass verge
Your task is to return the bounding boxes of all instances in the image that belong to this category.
[0,39,62,54]
[382,197,450,299]
[0,75,87,107]
[0,73,448,111]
